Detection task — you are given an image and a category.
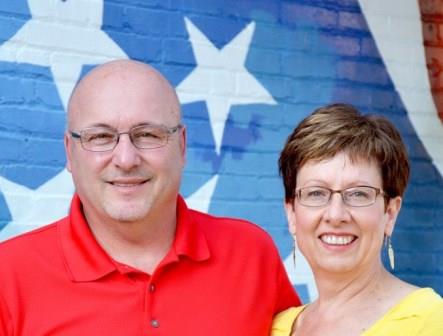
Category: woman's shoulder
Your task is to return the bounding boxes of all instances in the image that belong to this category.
[393,287,442,313]
[271,306,305,336]
[365,288,443,335]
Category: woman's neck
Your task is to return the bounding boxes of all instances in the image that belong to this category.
[312,262,391,312]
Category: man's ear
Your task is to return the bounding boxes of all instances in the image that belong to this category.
[179,125,187,168]
[284,201,297,238]
[384,196,402,236]
[64,132,73,173]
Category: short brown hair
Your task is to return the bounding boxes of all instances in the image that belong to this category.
[279,103,410,203]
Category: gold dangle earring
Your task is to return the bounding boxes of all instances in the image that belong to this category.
[385,235,395,270]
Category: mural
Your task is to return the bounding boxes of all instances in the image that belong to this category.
[0,0,442,303]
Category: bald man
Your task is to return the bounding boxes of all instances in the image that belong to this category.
[0,60,300,335]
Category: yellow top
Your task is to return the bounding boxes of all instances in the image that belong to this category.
[271,288,443,336]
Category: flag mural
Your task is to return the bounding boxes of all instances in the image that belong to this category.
[0,0,442,303]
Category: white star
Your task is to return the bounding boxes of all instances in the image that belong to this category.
[0,0,127,109]
[0,169,74,241]
[176,17,277,154]
[184,175,219,213]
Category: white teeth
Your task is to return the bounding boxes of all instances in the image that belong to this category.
[113,183,139,187]
[321,235,354,245]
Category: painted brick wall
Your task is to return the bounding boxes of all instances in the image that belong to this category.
[0,0,442,302]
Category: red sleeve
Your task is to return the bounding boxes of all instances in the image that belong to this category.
[0,294,13,336]
[273,253,302,314]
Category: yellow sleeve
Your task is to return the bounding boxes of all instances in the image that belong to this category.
[416,300,443,336]
[270,307,303,336]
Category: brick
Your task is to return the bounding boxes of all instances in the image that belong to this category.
[394,252,438,273]
[281,51,336,78]
[125,7,170,36]
[419,0,443,16]
[327,34,361,56]
[370,89,396,109]
[0,135,23,162]
[110,32,162,61]
[0,164,65,190]
[0,2,30,16]
[0,107,65,138]
[337,60,390,85]
[24,137,65,166]
[0,16,27,42]
[395,230,443,252]
[361,37,380,58]
[410,161,441,184]
[397,207,436,229]
[163,38,195,65]
[332,85,373,107]
[250,24,290,50]
[167,11,188,38]
[223,0,279,24]
[280,3,338,29]
[34,80,63,108]
[106,0,170,9]
[247,47,281,75]
[404,184,443,207]
[338,11,368,31]
[422,21,440,45]
[102,2,127,32]
[174,0,225,16]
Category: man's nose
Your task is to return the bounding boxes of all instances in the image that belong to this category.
[111,134,142,170]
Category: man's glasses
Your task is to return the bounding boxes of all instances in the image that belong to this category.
[295,186,385,207]
[70,124,183,152]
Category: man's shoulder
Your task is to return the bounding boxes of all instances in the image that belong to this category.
[0,220,62,260]
[188,208,275,244]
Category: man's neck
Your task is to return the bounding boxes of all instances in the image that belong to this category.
[85,207,177,274]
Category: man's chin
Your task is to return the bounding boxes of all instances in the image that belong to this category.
[104,202,151,223]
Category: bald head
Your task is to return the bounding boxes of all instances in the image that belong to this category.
[67,60,181,129]
[64,59,186,229]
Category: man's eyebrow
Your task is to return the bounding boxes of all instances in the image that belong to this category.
[78,122,166,130]
[80,123,115,130]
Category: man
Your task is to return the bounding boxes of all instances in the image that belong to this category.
[0,60,300,335]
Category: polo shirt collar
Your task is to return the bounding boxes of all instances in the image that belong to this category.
[59,194,116,282]
[59,194,210,282]
[172,195,210,262]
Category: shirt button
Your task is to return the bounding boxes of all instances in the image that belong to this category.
[150,284,155,292]
[151,319,159,328]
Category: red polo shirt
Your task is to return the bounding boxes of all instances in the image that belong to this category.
[0,194,300,335]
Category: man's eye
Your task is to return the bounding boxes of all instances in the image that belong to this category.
[84,133,114,142]
[137,131,158,139]
[134,129,164,140]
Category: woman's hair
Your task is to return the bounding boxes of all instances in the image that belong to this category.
[279,103,410,203]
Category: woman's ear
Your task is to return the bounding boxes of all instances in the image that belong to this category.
[384,196,402,236]
[284,201,297,238]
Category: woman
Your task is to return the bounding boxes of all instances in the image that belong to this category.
[272,104,443,335]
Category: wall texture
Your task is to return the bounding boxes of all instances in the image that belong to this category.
[0,0,442,303]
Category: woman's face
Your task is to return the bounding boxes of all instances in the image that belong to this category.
[284,152,402,276]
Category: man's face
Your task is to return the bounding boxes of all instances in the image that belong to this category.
[65,64,185,225]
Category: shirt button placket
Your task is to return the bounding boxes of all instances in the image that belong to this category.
[148,282,159,330]
[150,319,159,328]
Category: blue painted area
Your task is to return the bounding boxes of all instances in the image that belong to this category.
[0,62,66,189]
[295,284,310,304]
